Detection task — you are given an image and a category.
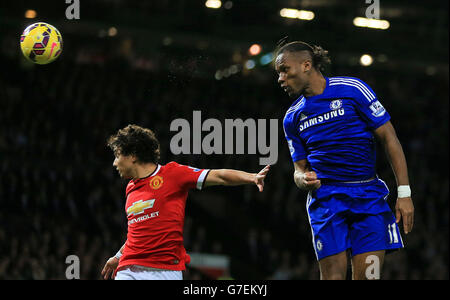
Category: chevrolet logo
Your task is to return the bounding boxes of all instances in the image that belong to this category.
[127,199,155,217]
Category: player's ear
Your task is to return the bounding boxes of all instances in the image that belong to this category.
[303,59,312,72]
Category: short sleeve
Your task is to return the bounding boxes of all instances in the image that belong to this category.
[171,162,210,191]
[283,113,307,162]
[349,78,391,130]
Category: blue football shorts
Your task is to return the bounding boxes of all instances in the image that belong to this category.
[306,177,404,261]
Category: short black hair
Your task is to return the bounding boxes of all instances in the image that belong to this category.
[107,124,160,164]
[275,40,331,72]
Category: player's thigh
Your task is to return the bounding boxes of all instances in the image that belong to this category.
[115,267,136,280]
[115,266,183,280]
[318,250,348,280]
[152,270,183,280]
[351,250,385,280]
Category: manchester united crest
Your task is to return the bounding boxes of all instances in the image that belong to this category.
[149,175,164,190]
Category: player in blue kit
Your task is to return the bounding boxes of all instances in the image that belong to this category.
[275,41,414,280]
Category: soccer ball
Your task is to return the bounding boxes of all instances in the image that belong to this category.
[20,22,63,64]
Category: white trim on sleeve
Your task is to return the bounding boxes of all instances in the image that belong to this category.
[196,169,210,190]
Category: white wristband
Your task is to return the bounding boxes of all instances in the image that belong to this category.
[114,250,122,260]
[397,185,411,198]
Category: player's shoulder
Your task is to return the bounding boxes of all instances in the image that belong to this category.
[329,75,373,89]
[283,95,305,123]
[152,162,181,179]
[162,162,204,180]
[159,161,180,172]
[329,75,368,84]
[163,161,195,172]
[164,161,179,168]
[328,75,376,101]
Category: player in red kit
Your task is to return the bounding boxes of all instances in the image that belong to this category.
[101,124,270,280]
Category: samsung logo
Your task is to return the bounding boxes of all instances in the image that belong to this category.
[299,108,345,132]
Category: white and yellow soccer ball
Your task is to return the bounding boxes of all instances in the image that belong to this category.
[20,22,63,64]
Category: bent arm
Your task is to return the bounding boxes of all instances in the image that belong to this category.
[293,159,321,190]
[293,159,309,188]
[374,121,409,186]
[117,243,125,257]
[374,121,414,234]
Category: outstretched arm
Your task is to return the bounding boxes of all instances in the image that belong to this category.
[203,165,270,192]
[374,120,414,234]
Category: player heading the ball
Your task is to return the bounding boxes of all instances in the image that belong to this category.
[276,40,414,280]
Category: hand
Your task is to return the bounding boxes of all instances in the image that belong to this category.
[395,197,414,234]
[101,256,119,280]
[254,165,270,192]
[295,171,321,191]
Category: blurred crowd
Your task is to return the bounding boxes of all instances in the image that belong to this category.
[0,30,448,280]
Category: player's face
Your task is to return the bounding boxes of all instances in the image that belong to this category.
[275,51,311,98]
[113,154,135,179]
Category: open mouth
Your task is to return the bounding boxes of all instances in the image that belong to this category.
[283,86,291,93]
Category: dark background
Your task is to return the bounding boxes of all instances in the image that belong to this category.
[0,0,448,279]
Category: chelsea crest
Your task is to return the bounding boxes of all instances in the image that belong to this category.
[330,99,342,110]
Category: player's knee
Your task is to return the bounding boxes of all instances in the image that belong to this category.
[319,251,348,280]
[321,271,346,280]
[352,270,368,280]
[320,265,347,280]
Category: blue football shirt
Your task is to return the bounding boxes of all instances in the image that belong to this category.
[283,76,390,181]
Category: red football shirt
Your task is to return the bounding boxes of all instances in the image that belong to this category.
[115,161,210,273]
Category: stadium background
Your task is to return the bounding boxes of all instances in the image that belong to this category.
[0,0,448,280]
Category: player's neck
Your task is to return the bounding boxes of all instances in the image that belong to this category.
[304,72,326,97]
[134,163,158,179]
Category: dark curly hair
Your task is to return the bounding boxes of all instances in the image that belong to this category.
[107,124,161,164]
[275,39,331,72]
